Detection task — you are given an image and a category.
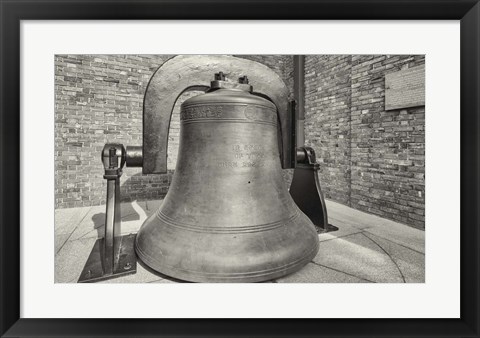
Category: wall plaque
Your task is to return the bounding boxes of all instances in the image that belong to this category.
[385,64,425,110]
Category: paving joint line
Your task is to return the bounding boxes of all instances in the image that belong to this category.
[56,207,92,255]
[360,232,406,283]
[310,261,376,283]
[362,230,425,255]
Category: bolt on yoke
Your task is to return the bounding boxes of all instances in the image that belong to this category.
[208,72,253,93]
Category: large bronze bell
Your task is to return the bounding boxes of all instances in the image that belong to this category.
[135,72,319,282]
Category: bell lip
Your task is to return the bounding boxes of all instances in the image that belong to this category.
[135,236,319,283]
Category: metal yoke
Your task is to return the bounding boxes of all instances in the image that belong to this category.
[142,55,296,173]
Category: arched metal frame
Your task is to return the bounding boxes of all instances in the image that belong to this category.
[142,55,294,174]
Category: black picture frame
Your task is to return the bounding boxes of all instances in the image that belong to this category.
[1,0,479,337]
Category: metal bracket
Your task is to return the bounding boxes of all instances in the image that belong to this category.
[289,146,338,233]
[78,144,138,283]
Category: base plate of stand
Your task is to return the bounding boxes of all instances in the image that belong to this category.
[78,233,137,283]
[316,223,339,234]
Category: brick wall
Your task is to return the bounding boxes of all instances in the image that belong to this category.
[55,54,425,229]
[305,55,425,228]
[305,56,352,205]
[55,55,294,208]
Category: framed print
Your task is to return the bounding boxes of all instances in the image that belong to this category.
[1,0,479,337]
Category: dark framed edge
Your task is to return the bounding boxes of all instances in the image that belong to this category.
[0,0,478,337]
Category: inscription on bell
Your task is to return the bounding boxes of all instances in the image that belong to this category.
[181,105,223,120]
[218,161,265,168]
[233,144,265,161]
[232,144,262,152]
[217,144,267,168]
[181,104,276,125]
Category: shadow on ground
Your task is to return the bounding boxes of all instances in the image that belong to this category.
[90,172,166,238]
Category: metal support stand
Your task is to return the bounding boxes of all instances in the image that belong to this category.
[78,144,137,283]
[290,146,338,233]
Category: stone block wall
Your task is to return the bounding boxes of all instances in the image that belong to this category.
[55,55,294,208]
[305,55,425,228]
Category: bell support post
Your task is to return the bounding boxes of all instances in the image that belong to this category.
[78,144,142,283]
[290,146,338,233]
